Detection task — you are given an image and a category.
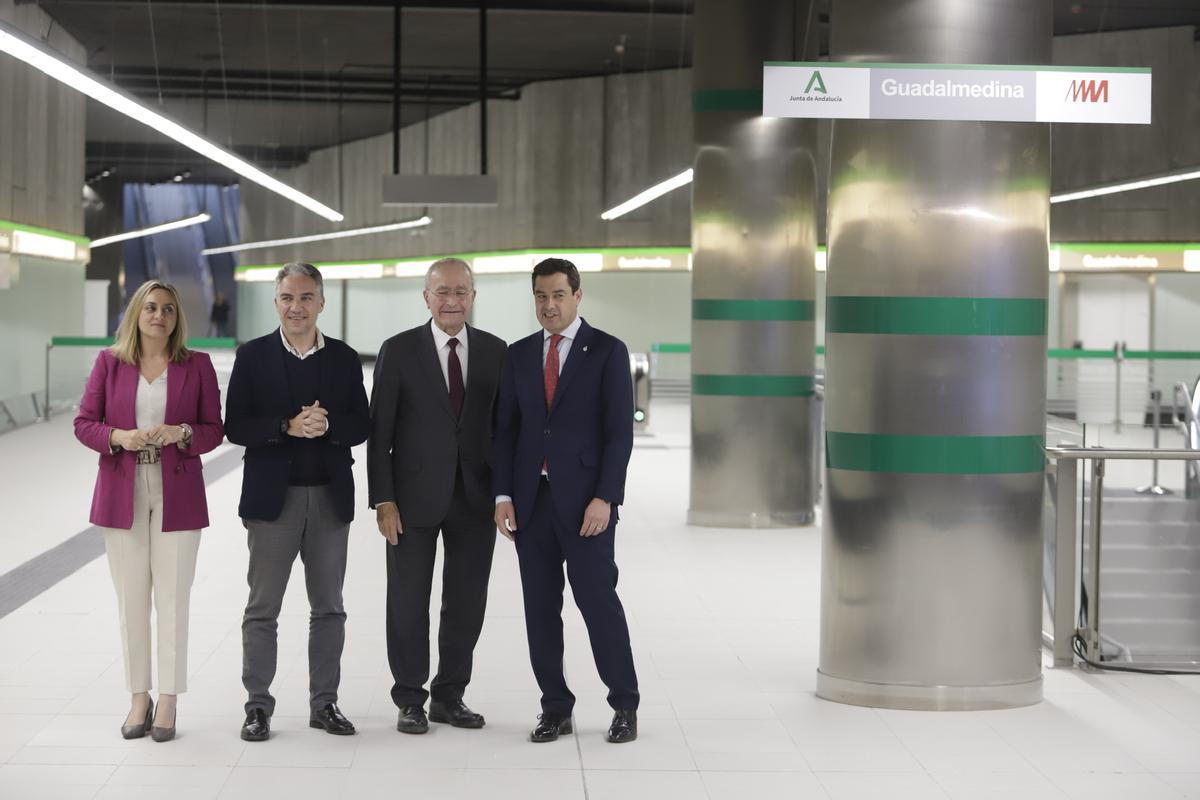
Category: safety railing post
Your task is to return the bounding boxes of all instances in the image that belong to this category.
[1085,457,1105,665]
[1053,455,1078,667]
[42,342,52,422]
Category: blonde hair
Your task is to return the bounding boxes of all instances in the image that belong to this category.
[111,280,192,364]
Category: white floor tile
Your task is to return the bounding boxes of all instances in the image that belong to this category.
[1044,771,1188,800]
[702,770,829,799]
[584,769,707,800]
[3,398,1200,799]
[817,771,952,800]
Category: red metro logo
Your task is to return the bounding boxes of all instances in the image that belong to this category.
[1064,79,1109,103]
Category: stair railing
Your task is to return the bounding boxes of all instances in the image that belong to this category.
[1172,378,1200,499]
[1044,445,1200,672]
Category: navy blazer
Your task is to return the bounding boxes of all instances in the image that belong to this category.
[492,318,634,531]
[225,330,370,523]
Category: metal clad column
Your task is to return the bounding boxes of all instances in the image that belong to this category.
[818,0,1050,710]
[688,0,818,528]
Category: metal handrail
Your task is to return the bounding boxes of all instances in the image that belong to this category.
[1044,445,1200,673]
[1172,380,1200,498]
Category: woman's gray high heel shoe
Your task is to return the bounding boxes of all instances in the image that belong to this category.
[150,705,176,742]
[121,700,154,740]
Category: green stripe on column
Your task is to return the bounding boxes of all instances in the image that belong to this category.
[693,374,814,397]
[826,297,1046,336]
[693,299,815,321]
[826,432,1045,474]
[692,89,764,112]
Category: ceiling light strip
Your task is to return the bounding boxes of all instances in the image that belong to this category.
[600,169,694,221]
[0,22,343,222]
[1051,167,1200,204]
[201,216,432,256]
[90,213,211,248]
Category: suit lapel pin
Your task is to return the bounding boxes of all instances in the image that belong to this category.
[582,346,588,352]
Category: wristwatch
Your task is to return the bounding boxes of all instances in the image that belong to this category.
[280,417,290,437]
[178,422,193,448]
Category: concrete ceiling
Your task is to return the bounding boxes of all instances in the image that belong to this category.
[31,0,1200,184]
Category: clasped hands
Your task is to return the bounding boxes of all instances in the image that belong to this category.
[492,497,611,542]
[287,400,329,439]
[112,424,186,450]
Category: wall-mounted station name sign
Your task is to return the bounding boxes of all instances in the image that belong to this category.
[762,62,1151,124]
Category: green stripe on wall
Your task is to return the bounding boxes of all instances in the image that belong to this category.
[651,343,692,353]
[693,299,815,321]
[0,218,90,246]
[826,432,1045,474]
[692,89,763,112]
[693,374,814,397]
[826,296,1046,336]
[1125,350,1200,360]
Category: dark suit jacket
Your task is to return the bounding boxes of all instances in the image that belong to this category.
[224,330,369,523]
[367,321,507,527]
[492,318,634,531]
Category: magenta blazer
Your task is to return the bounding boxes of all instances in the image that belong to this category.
[74,348,225,531]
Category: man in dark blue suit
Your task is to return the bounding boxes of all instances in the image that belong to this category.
[492,258,638,744]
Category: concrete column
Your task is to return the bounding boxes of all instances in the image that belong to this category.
[688,0,819,528]
[817,0,1051,710]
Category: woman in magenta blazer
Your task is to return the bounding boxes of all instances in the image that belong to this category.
[74,280,224,742]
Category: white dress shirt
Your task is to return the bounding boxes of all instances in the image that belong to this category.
[429,318,468,390]
[542,315,582,374]
[279,327,326,360]
[136,370,167,456]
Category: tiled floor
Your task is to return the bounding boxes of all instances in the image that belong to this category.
[2,395,1200,799]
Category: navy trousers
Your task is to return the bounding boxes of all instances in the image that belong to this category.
[515,477,639,716]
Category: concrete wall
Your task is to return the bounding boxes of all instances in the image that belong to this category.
[0,0,87,235]
[239,25,1200,264]
[1051,26,1200,243]
[239,68,693,266]
[0,1,88,408]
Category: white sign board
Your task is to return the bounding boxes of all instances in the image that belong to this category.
[763,62,1151,124]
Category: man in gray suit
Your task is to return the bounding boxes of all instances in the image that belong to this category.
[368,257,507,734]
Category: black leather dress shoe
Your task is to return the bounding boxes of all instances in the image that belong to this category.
[240,709,271,742]
[309,703,356,735]
[396,704,429,734]
[606,709,637,743]
[429,699,485,729]
[529,713,573,743]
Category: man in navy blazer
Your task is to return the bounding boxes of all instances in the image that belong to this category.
[493,258,639,744]
[225,262,369,742]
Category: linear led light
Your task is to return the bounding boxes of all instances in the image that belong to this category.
[90,213,211,248]
[11,229,80,261]
[0,22,342,222]
[318,263,386,280]
[201,216,432,256]
[1050,167,1200,204]
[600,169,694,221]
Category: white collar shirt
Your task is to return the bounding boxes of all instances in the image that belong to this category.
[280,327,326,360]
[541,315,582,375]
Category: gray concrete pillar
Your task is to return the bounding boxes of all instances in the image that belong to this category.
[688,0,818,528]
[817,0,1051,710]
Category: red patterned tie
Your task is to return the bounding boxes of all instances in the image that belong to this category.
[542,334,563,473]
[447,337,464,418]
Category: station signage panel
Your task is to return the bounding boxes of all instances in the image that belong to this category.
[763,62,1151,124]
